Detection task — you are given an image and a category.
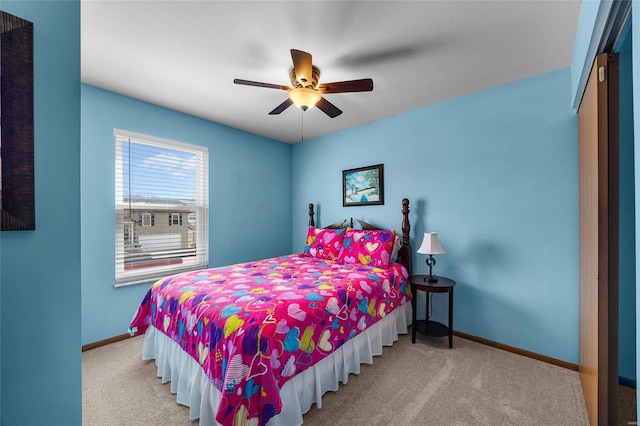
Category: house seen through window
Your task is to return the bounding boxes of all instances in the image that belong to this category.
[115,129,209,286]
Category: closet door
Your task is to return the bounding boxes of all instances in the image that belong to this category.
[578,53,618,426]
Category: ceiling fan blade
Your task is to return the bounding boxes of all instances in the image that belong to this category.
[290,49,313,87]
[268,98,294,115]
[315,97,342,118]
[318,78,374,94]
[234,79,290,91]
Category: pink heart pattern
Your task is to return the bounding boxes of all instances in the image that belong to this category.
[287,303,306,321]
[129,254,409,426]
[338,229,397,268]
[302,227,346,261]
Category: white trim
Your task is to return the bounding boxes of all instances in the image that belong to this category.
[142,213,153,227]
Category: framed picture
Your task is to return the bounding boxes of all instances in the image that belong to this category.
[342,164,384,207]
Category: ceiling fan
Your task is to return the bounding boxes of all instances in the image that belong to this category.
[233,49,373,118]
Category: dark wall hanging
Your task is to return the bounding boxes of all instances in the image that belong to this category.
[1,11,34,230]
[342,164,384,207]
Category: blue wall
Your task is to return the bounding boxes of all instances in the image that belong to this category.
[0,1,81,424]
[81,85,293,345]
[293,68,579,363]
[618,26,636,385]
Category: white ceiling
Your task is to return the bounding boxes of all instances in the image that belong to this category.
[81,1,582,144]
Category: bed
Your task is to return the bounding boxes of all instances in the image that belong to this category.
[129,198,413,426]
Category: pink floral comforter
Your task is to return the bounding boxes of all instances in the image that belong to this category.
[130,254,410,425]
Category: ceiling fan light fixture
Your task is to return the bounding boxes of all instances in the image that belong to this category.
[288,87,321,111]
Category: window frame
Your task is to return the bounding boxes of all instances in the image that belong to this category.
[124,222,135,245]
[114,129,209,287]
[141,212,153,227]
[170,213,182,226]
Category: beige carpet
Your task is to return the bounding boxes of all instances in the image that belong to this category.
[619,384,638,426]
[83,332,597,425]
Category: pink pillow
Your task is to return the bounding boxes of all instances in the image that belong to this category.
[338,229,396,268]
[302,227,346,261]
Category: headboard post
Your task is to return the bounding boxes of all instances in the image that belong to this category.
[401,198,410,245]
[308,203,315,227]
[400,198,412,276]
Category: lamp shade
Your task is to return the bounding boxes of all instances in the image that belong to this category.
[416,232,445,255]
[288,87,321,111]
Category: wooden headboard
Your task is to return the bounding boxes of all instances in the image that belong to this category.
[307,198,412,275]
[307,204,347,229]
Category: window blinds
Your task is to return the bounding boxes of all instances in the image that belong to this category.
[114,129,208,286]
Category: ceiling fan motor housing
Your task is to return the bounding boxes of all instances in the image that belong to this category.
[289,65,321,89]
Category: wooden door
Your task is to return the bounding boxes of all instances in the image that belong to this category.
[578,53,619,426]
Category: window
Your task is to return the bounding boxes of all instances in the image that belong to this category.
[169,213,182,226]
[115,129,208,286]
[141,213,154,227]
[124,222,135,245]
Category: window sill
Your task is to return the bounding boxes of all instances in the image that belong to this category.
[115,261,208,288]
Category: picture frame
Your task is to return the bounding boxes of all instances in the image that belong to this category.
[342,164,384,207]
[1,11,35,230]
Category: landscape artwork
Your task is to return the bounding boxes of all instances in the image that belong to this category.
[342,164,384,207]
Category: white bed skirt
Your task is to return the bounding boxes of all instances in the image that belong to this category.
[142,301,412,426]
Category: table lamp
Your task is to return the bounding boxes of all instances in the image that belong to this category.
[417,232,445,282]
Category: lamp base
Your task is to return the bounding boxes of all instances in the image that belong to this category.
[425,255,439,283]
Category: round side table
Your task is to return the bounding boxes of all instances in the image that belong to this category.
[410,275,456,348]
